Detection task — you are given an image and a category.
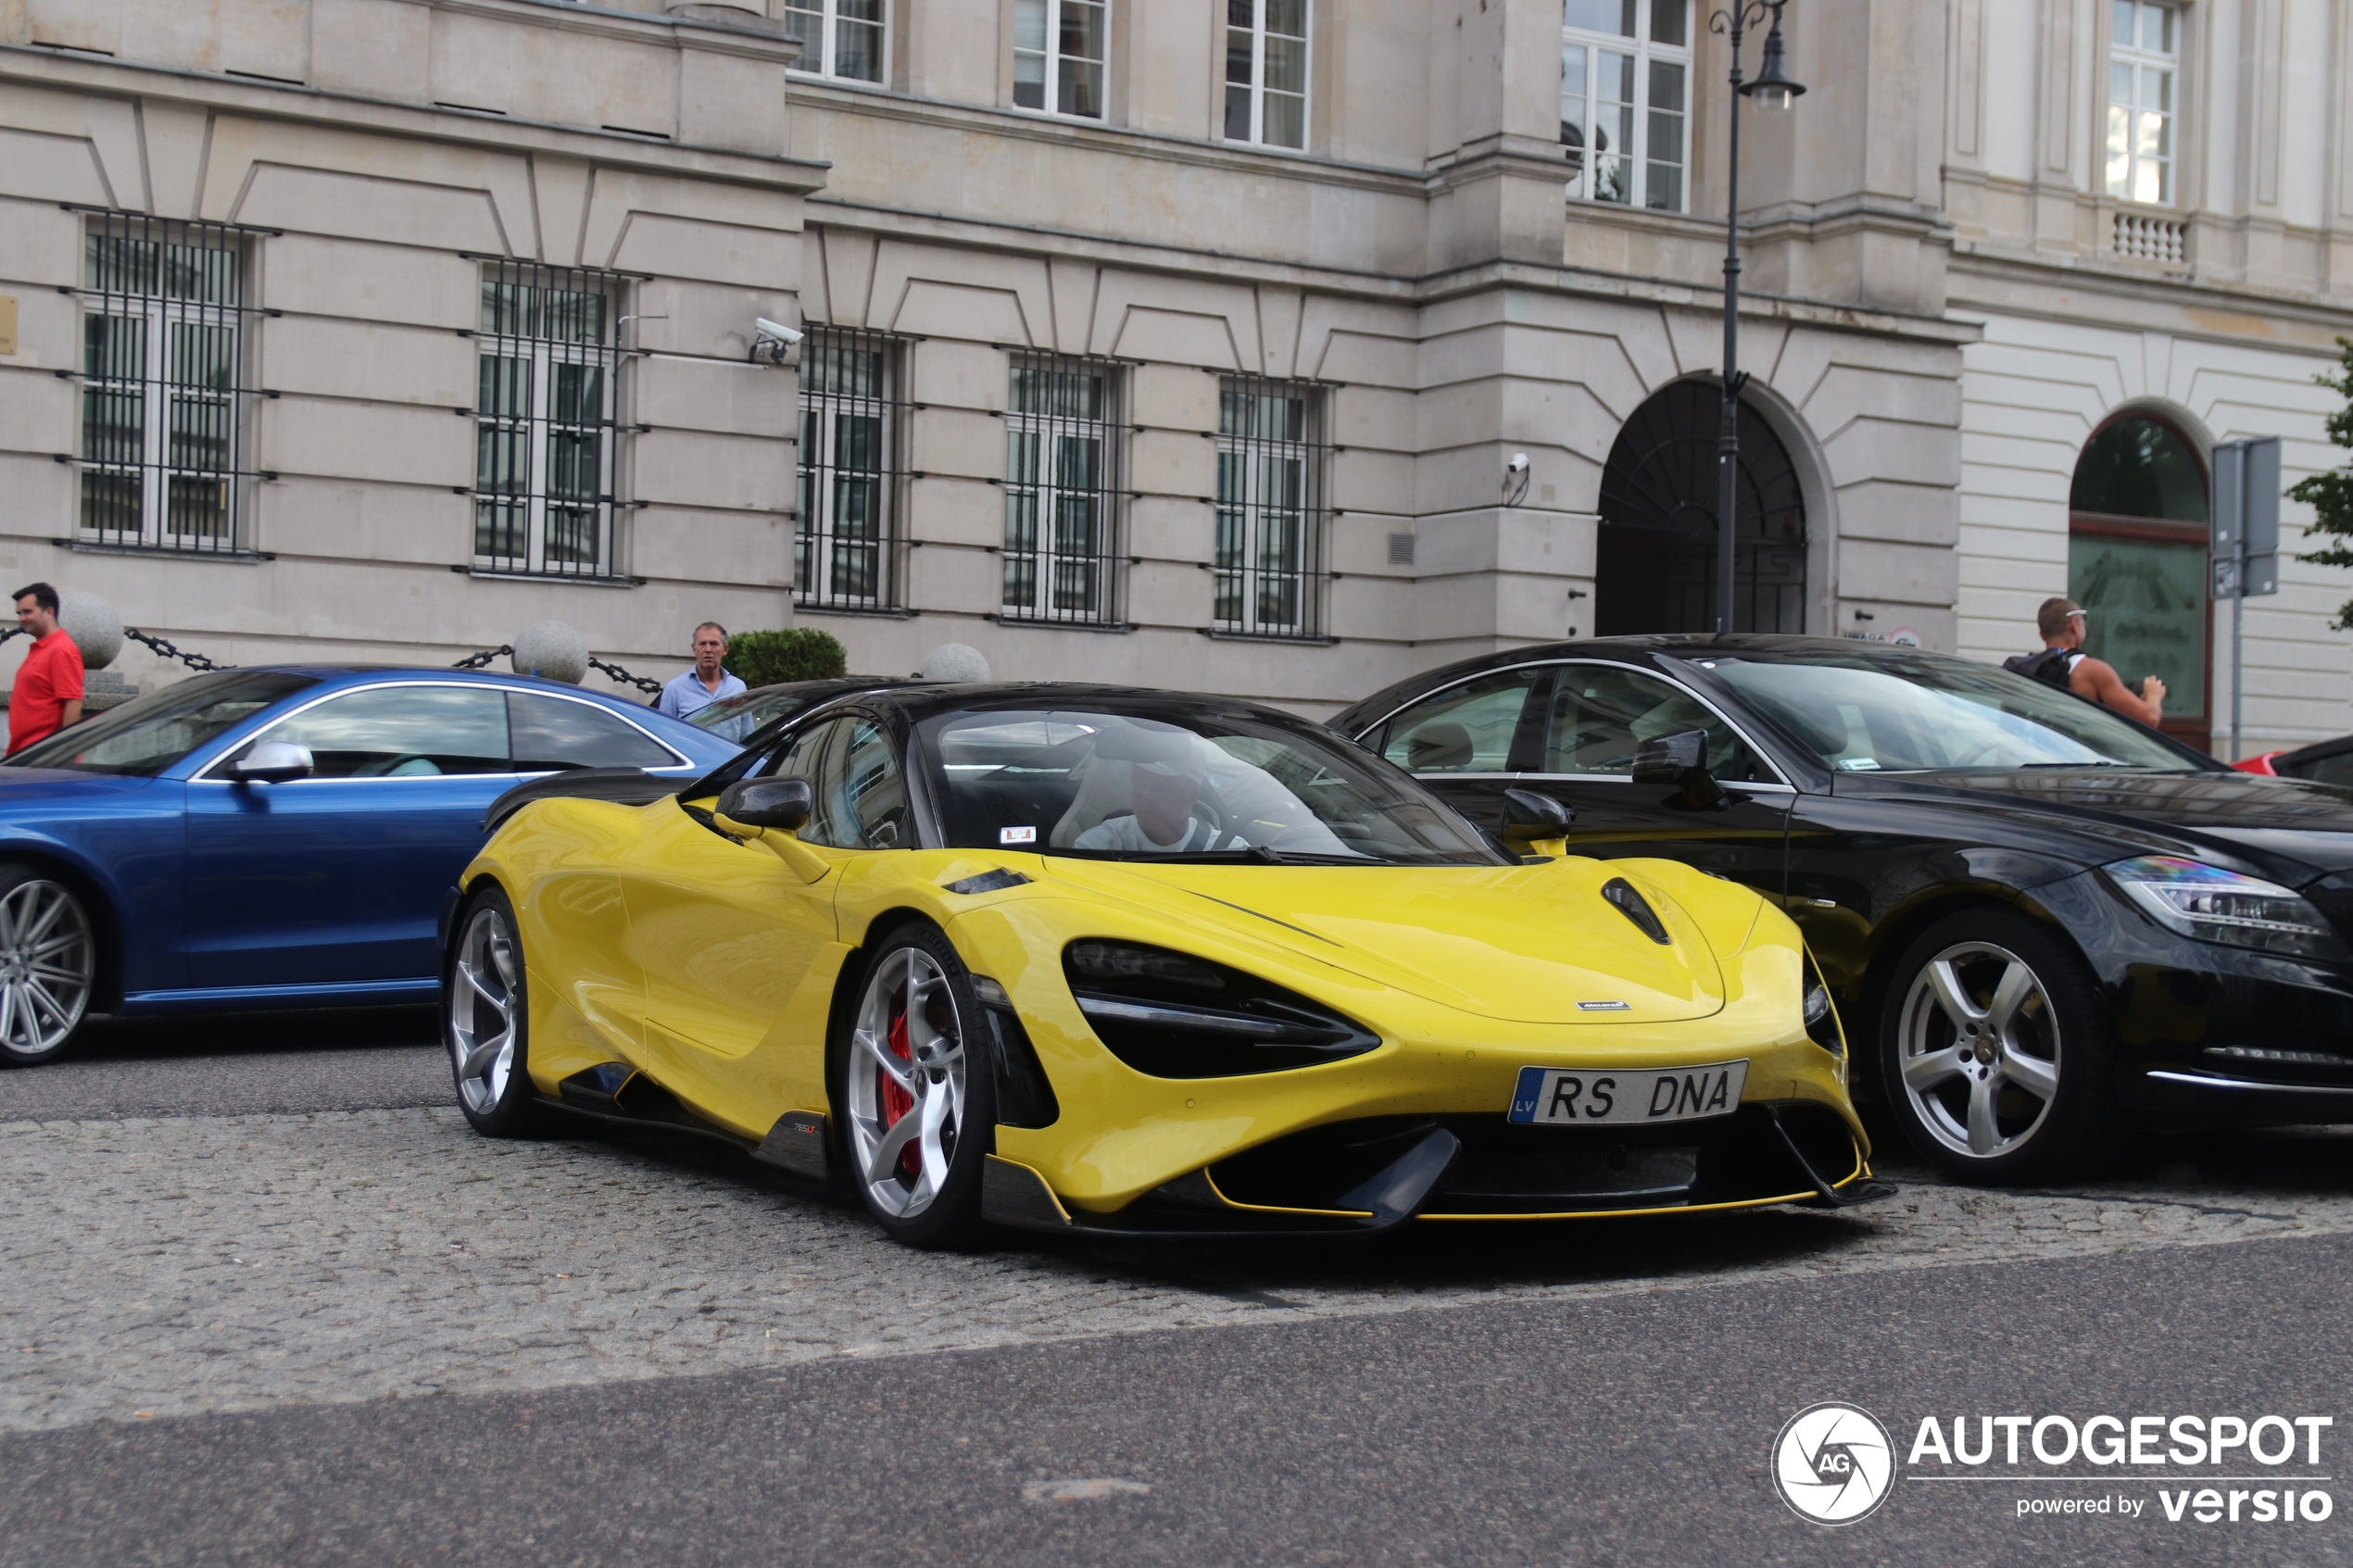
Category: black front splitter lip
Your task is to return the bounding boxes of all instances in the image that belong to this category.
[981,1139,1899,1240]
[979,1127,1462,1240]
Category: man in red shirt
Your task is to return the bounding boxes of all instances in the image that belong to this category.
[8,583,83,756]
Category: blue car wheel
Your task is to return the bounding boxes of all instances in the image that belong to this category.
[0,866,96,1067]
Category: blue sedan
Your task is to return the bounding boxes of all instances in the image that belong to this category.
[0,666,739,1064]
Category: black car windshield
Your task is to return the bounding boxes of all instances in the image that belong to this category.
[6,671,319,776]
[918,707,1505,864]
[1699,651,2207,774]
[688,685,840,744]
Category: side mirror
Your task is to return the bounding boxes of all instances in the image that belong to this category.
[231,741,314,784]
[1630,728,1730,811]
[716,776,813,833]
[1500,787,1573,854]
[1630,730,1705,784]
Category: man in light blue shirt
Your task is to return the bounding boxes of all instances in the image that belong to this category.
[657,621,748,720]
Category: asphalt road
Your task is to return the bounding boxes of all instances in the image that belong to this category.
[1,1017,2348,1567]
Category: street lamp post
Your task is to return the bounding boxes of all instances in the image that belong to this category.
[1709,1,1804,634]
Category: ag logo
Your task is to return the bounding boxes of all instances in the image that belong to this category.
[1769,1402,1894,1524]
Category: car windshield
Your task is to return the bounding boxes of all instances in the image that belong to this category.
[1699,651,2207,774]
[687,685,846,744]
[918,708,1504,864]
[6,671,320,777]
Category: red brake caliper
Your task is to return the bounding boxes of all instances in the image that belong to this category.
[882,987,919,1176]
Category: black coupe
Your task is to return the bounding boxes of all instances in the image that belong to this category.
[1332,635,2353,1182]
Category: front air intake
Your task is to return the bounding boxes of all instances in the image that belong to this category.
[1063,940,1378,1078]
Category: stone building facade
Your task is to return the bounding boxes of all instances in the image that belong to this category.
[1,0,2349,750]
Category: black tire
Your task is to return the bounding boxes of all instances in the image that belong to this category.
[1878,908,2117,1184]
[0,863,99,1068]
[444,884,549,1138]
[829,921,996,1249]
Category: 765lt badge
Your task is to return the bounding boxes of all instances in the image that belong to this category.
[1507,1060,1748,1125]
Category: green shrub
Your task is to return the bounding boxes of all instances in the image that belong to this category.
[726,627,849,688]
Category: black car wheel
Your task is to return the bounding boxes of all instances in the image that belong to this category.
[446,884,548,1137]
[0,864,96,1068]
[833,922,996,1249]
[1880,909,2116,1184]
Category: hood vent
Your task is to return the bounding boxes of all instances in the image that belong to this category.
[1601,878,1671,945]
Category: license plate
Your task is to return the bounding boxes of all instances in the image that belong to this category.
[1507,1060,1748,1126]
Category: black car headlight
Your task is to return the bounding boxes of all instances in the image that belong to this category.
[2103,855,2347,961]
[1801,949,1843,1058]
[1063,939,1379,1079]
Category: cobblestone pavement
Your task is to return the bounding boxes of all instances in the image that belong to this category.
[4,1095,2349,1434]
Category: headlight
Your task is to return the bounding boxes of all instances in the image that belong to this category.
[1063,939,1378,1078]
[1800,950,1843,1057]
[2103,856,2347,960]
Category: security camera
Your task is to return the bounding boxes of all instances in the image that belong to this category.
[749,317,804,366]
[1502,450,1533,507]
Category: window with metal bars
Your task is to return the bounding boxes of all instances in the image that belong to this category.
[1002,351,1126,626]
[472,259,623,579]
[76,212,257,554]
[797,326,907,611]
[1214,376,1327,639]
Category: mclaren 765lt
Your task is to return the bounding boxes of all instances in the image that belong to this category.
[443,684,1886,1248]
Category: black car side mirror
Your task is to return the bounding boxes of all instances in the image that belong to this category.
[716,776,813,833]
[230,740,315,784]
[1500,787,1573,853]
[1630,729,1730,811]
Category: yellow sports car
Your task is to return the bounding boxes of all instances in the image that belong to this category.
[444,685,1885,1248]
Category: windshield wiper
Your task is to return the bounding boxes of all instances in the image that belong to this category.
[1087,847,1390,866]
[2017,760,2137,769]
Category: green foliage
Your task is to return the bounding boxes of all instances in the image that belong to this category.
[725,627,849,688]
[2288,336,2353,630]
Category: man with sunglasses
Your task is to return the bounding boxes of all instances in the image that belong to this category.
[2007,596,2166,725]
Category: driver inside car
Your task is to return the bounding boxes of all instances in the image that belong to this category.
[1074,754,1229,852]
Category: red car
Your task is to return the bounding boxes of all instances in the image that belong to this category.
[2235,736,2353,786]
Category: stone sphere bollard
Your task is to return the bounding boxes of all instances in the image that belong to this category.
[511,621,589,684]
[919,643,990,683]
[58,592,122,671]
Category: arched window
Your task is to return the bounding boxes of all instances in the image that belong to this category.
[2067,412,2210,752]
[1594,380,1806,634]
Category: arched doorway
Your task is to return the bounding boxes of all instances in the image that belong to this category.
[2068,411,2211,753]
[1594,380,1807,635]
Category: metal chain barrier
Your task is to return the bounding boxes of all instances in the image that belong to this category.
[124,628,230,672]
[31,631,655,693]
[587,657,664,696]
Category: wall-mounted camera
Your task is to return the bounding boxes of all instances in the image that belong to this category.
[750,317,804,367]
[1502,450,1531,507]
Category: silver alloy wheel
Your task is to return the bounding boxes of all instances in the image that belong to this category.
[0,879,93,1058]
[845,945,969,1220]
[449,905,520,1113]
[1895,939,2061,1160]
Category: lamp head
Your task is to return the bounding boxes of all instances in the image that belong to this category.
[1741,6,1806,112]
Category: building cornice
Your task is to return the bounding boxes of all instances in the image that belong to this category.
[785,78,1426,198]
[1948,249,2353,344]
[808,195,1983,345]
[0,44,830,190]
[1431,262,1983,345]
